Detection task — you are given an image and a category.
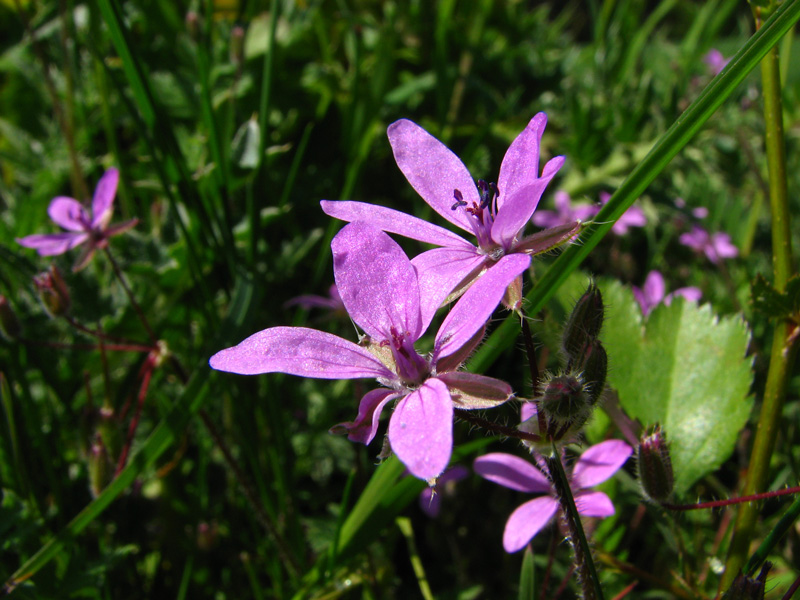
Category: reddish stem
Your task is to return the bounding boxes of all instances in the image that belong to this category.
[115,352,157,475]
[663,485,800,511]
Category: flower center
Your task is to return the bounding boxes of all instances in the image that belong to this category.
[382,326,429,385]
[451,179,499,249]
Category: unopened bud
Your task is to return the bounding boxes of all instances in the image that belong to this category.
[538,373,591,428]
[562,283,604,360]
[721,562,770,600]
[636,426,674,503]
[502,274,524,312]
[185,11,200,39]
[33,265,71,317]
[569,339,607,405]
[0,296,21,340]
[88,436,112,498]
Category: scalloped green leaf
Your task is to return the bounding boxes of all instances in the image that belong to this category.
[600,280,753,496]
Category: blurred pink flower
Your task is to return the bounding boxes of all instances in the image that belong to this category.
[679,225,738,264]
[704,49,730,76]
[633,271,702,316]
[284,284,346,315]
[474,440,632,552]
[598,192,646,235]
[16,169,137,271]
[531,190,596,229]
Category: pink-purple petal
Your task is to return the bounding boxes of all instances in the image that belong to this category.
[387,119,479,234]
[330,388,400,445]
[91,168,119,229]
[48,197,89,232]
[320,200,473,250]
[434,253,530,360]
[209,326,394,379]
[491,156,565,248]
[411,248,486,333]
[16,232,88,255]
[571,439,632,489]
[574,491,615,518]
[473,452,551,493]
[388,378,453,480]
[497,113,546,212]
[502,496,559,553]
[331,222,422,341]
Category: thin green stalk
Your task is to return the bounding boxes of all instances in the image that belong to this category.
[395,517,435,600]
[722,3,797,587]
[544,450,604,600]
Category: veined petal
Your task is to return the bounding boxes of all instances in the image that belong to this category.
[411,248,486,333]
[503,496,559,553]
[388,378,453,480]
[91,168,119,229]
[575,491,615,518]
[209,326,394,379]
[330,388,400,445]
[332,222,422,341]
[16,232,88,256]
[572,439,632,489]
[48,197,89,231]
[320,200,473,249]
[491,155,565,248]
[434,254,530,360]
[474,453,551,493]
[497,113,546,212]
[436,371,512,409]
[387,119,479,234]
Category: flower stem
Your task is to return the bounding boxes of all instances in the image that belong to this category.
[722,3,798,587]
[544,449,605,600]
[103,247,158,344]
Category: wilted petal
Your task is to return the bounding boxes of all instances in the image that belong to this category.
[320,200,473,250]
[330,388,400,444]
[434,254,530,360]
[332,222,422,341]
[572,439,632,489]
[502,496,559,553]
[437,371,512,409]
[411,247,486,332]
[491,156,564,248]
[48,197,89,231]
[209,326,394,379]
[473,453,551,493]
[575,491,615,518]
[497,113,546,212]
[388,378,453,480]
[16,232,88,256]
[91,168,119,229]
[387,119,479,234]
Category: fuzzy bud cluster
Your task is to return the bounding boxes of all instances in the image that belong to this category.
[522,283,608,445]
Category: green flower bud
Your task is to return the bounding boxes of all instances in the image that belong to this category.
[721,562,770,600]
[33,265,71,318]
[88,436,112,498]
[636,426,674,503]
[562,282,604,361]
[538,373,592,430]
[568,339,608,405]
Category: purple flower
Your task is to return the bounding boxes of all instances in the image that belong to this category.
[598,192,646,235]
[418,464,469,517]
[474,440,632,553]
[322,114,579,306]
[210,222,529,481]
[632,271,702,316]
[531,190,597,229]
[703,49,730,76]
[16,169,137,271]
[679,225,738,264]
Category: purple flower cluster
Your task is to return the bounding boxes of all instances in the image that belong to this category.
[532,190,646,236]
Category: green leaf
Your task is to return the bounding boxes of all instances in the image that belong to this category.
[231,117,262,170]
[600,280,753,495]
[751,273,800,321]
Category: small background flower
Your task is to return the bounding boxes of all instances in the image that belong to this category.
[633,271,702,316]
[679,225,738,264]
